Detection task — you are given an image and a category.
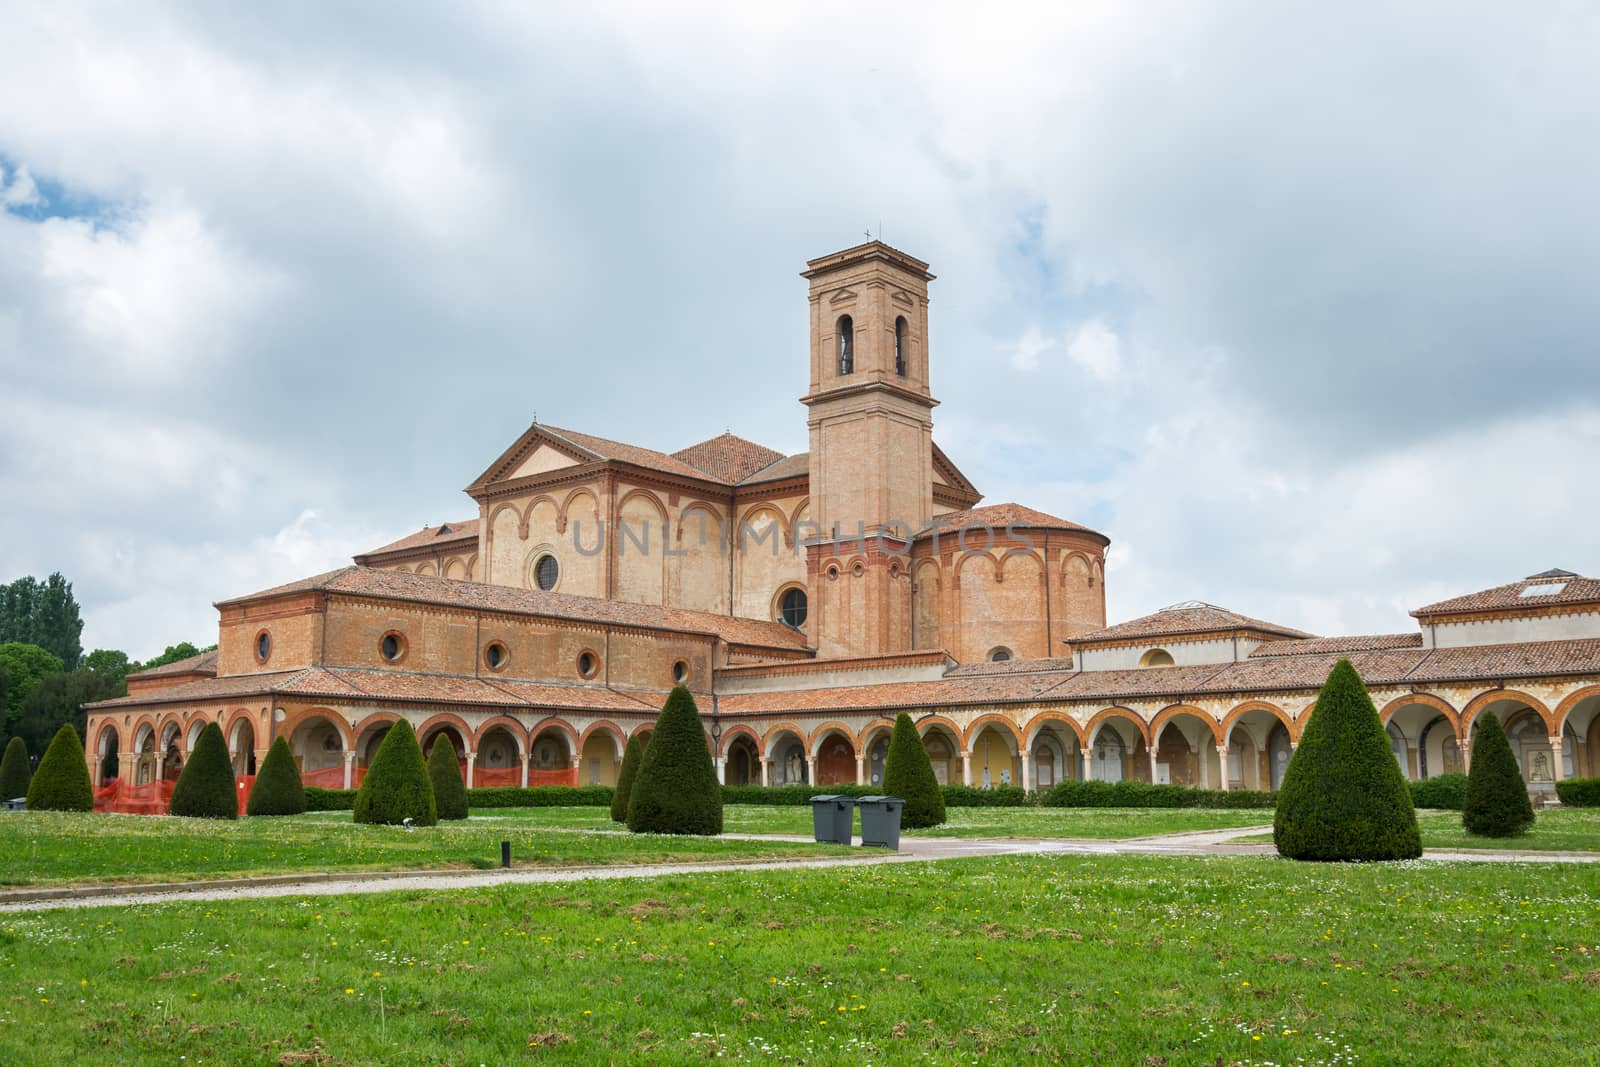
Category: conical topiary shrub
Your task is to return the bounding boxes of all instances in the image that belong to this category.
[26,723,94,812]
[0,737,31,800]
[1463,711,1535,837]
[881,712,946,829]
[626,686,722,836]
[427,737,469,821]
[169,721,239,820]
[1273,659,1421,861]
[246,736,307,817]
[611,733,645,823]
[354,720,436,827]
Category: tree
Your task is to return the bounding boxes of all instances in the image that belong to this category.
[1273,659,1422,861]
[626,686,722,836]
[26,723,93,812]
[353,720,436,827]
[15,668,124,758]
[82,649,133,686]
[169,722,239,819]
[426,737,469,821]
[0,574,84,670]
[0,642,64,740]
[133,642,215,673]
[610,733,645,823]
[246,736,307,817]
[881,712,946,829]
[0,736,31,799]
[1462,712,1535,837]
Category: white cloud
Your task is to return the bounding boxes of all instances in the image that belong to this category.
[1008,326,1056,372]
[0,162,39,207]
[1066,319,1122,382]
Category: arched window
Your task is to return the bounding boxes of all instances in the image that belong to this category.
[1140,648,1174,667]
[837,315,854,375]
[778,587,808,629]
[988,647,1013,663]
[894,316,908,376]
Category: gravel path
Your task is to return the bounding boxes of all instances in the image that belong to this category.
[2,826,1593,914]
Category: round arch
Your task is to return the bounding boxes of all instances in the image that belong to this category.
[1378,693,1460,734]
[718,723,762,755]
[578,720,628,760]
[808,721,858,757]
[1462,689,1555,736]
[761,721,809,759]
[857,718,897,751]
[416,713,474,755]
[1022,711,1086,749]
[1150,704,1221,746]
[1219,700,1296,744]
[527,716,580,752]
[676,502,727,548]
[559,486,603,533]
[1553,685,1600,734]
[914,714,965,745]
[1084,707,1150,748]
[963,714,1024,751]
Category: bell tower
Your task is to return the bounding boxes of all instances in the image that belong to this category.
[801,241,937,656]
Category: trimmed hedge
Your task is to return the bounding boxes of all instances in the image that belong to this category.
[882,712,945,829]
[468,785,613,808]
[721,784,878,806]
[427,741,469,821]
[1409,773,1469,811]
[1043,778,1276,809]
[1274,659,1421,861]
[170,721,240,820]
[0,736,31,800]
[611,733,644,823]
[353,720,437,827]
[305,786,357,811]
[1556,776,1600,807]
[626,686,723,836]
[940,784,1030,808]
[247,737,307,816]
[26,723,93,812]
[1463,711,1534,837]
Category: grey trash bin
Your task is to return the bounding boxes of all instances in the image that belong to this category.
[856,795,903,850]
[809,795,854,844]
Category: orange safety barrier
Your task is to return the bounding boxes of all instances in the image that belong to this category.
[300,766,366,789]
[527,768,578,788]
[235,775,255,815]
[93,779,173,815]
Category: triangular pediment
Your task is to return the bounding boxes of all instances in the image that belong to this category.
[891,289,915,308]
[466,423,603,495]
[828,287,859,305]
[931,441,981,500]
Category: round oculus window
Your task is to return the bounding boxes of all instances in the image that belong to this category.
[380,633,404,661]
[484,642,507,670]
[779,587,808,629]
[534,554,559,591]
[255,631,271,661]
[577,651,598,678]
[672,660,690,684]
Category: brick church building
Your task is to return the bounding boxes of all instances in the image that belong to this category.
[87,242,1600,802]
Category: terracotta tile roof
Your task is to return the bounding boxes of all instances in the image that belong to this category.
[1250,633,1424,658]
[88,669,307,709]
[672,433,787,485]
[1412,570,1600,617]
[1401,638,1600,685]
[917,503,1107,542]
[217,566,811,651]
[534,424,713,482]
[945,656,1080,677]
[717,672,1068,715]
[1070,602,1313,645]
[356,519,479,560]
[738,451,810,485]
[126,648,219,680]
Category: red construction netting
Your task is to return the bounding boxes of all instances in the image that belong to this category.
[525,768,578,788]
[300,766,366,790]
[234,775,255,815]
[93,779,173,815]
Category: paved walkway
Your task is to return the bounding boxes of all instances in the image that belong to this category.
[2,827,1594,914]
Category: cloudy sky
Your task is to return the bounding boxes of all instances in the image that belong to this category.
[2,2,1597,660]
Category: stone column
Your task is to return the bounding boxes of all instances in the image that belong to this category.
[1218,740,1231,792]
[118,751,135,783]
[1406,744,1421,782]
[1080,748,1093,782]
[962,751,974,787]
[803,756,814,786]
[343,751,356,790]
[465,752,476,789]
[1148,748,1160,784]
[715,756,727,785]
[1460,734,1471,774]
[856,756,866,786]
[1549,736,1565,782]
[520,754,530,788]
[1020,750,1033,793]
[154,754,164,782]
[1198,742,1210,789]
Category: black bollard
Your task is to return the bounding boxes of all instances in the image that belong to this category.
[501,840,511,869]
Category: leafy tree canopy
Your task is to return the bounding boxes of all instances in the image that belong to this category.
[133,642,216,673]
[82,649,133,684]
[14,669,125,760]
[0,642,65,740]
[0,574,84,670]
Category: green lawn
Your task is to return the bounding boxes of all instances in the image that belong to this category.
[485,804,1275,839]
[0,811,850,888]
[1237,808,1600,852]
[2,854,1595,1065]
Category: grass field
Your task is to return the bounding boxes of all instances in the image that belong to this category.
[0,811,851,888]
[1236,808,1600,853]
[2,853,1596,1065]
